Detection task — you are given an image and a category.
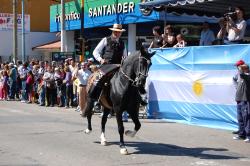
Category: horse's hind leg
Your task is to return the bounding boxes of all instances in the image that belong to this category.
[100,108,110,145]
[114,109,128,154]
[83,97,95,134]
[101,108,110,133]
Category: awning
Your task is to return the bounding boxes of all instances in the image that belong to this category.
[139,0,250,18]
[32,40,60,51]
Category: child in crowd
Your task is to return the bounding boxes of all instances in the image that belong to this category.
[173,34,187,48]
[1,70,9,100]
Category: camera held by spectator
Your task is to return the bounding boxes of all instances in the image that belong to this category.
[217,6,247,45]
[224,7,237,21]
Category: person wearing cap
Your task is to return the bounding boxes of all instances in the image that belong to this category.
[232,60,246,131]
[87,58,94,71]
[93,23,127,65]
[233,63,250,142]
[233,60,246,90]
[232,60,245,134]
[87,58,94,62]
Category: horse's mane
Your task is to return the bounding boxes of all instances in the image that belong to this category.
[122,51,140,66]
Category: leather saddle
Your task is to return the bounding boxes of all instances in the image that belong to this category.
[86,64,120,109]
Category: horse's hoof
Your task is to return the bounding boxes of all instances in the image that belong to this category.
[125,130,136,137]
[120,148,128,155]
[84,129,92,134]
[101,141,107,146]
[80,112,86,118]
[100,133,107,145]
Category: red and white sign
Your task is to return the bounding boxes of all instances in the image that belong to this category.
[0,13,30,31]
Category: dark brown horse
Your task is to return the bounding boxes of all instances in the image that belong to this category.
[83,47,154,154]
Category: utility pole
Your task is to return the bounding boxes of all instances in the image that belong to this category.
[80,0,84,62]
[22,0,26,62]
[61,0,66,52]
[13,0,17,64]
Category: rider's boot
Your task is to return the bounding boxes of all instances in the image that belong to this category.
[88,78,102,100]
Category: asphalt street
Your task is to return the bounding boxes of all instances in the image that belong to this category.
[0,101,249,166]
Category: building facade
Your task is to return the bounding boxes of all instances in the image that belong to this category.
[50,0,161,61]
[0,0,74,32]
[0,0,71,62]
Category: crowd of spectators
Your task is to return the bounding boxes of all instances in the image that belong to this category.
[0,58,95,114]
[148,6,246,49]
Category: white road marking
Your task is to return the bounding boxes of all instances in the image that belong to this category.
[190,160,223,166]
[239,158,250,162]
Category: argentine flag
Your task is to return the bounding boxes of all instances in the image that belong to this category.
[146,44,250,130]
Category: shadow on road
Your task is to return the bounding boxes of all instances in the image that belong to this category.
[107,141,244,160]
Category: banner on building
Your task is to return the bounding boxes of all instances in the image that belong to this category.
[84,0,160,28]
[0,13,30,31]
[147,44,250,130]
[50,0,82,32]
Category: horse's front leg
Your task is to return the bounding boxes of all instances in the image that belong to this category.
[125,110,141,137]
[100,108,110,146]
[83,97,95,134]
[125,102,141,137]
[115,110,128,155]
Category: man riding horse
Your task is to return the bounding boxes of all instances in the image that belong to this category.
[83,24,154,154]
[88,23,127,100]
[84,24,147,120]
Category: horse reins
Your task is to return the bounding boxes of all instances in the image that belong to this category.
[120,55,151,86]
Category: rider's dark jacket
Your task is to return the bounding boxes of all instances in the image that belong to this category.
[101,36,125,64]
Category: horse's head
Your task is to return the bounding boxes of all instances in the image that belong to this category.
[133,46,155,88]
[119,45,155,90]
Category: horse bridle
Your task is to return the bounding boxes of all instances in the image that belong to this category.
[120,55,151,86]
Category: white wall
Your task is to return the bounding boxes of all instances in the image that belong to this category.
[128,24,136,56]
[65,31,74,52]
[0,31,58,62]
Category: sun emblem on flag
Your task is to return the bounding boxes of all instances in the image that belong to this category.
[193,80,203,96]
